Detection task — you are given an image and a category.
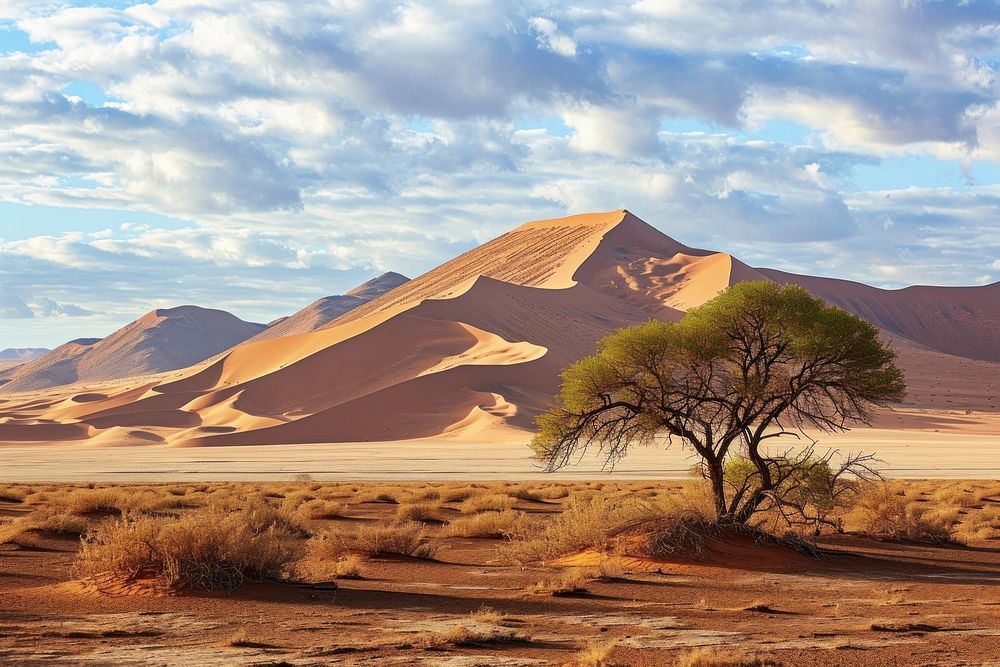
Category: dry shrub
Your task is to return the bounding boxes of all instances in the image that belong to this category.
[75,503,305,592]
[572,640,618,667]
[294,498,349,520]
[65,488,132,514]
[640,513,724,560]
[394,501,441,523]
[954,506,1000,542]
[471,605,503,623]
[0,510,88,546]
[297,541,364,580]
[525,568,590,596]
[676,647,782,667]
[458,493,515,513]
[308,521,435,559]
[849,484,955,543]
[439,484,486,503]
[356,485,407,504]
[500,495,651,564]
[0,486,26,503]
[441,509,532,539]
[443,623,529,646]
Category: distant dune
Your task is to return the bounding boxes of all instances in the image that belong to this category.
[0,348,49,362]
[240,272,409,345]
[0,308,265,394]
[0,210,996,447]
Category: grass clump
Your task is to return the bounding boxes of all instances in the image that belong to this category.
[850,484,956,543]
[572,640,618,666]
[75,503,305,592]
[394,501,442,523]
[441,509,531,539]
[0,510,89,547]
[458,493,515,513]
[293,498,349,521]
[525,568,590,596]
[500,495,649,564]
[308,521,435,559]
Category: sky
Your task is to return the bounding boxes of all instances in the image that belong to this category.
[1,1,1000,349]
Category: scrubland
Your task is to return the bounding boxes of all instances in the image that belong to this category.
[1,478,999,665]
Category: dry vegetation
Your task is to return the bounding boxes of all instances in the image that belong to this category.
[1,478,999,664]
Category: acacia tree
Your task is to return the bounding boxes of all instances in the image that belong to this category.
[533,281,906,524]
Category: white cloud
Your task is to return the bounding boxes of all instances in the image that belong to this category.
[529,17,577,57]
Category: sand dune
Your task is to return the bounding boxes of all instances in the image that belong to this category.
[1,209,997,447]
[2,308,265,393]
[240,271,409,345]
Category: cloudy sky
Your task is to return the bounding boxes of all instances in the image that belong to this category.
[1,1,999,349]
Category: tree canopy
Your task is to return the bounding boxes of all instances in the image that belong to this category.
[533,281,906,523]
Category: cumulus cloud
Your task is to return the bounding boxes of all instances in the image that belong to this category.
[0,0,998,346]
[0,291,33,319]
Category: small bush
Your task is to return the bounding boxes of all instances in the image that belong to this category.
[458,493,515,513]
[394,502,441,523]
[75,504,305,591]
[298,541,364,580]
[525,568,590,596]
[294,499,348,520]
[500,495,650,564]
[308,521,435,559]
[0,510,88,546]
[572,640,618,667]
[441,510,531,538]
[850,484,955,543]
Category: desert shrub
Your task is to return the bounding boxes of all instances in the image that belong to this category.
[572,640,618,667]
[954,506,1000,542]
[308,521,435,559]
[75,504,305,591]
[0,510,89,547]
[0,486,26,503]
[443,623,528,646]
[65,488,133,514]
[676,647,782,667]
[439,485,485,503]
[525,568,590,596]
[849,484,955,543]
[500,495,651,564]
[297,540,364,580]
[458,493,515,513]
[356,485,405,504]
[441,510,532,539]
[394,501,441,523]
[293,499,348,520]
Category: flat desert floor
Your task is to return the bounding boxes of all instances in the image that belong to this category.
[2,413,999,482]
[1,480,999,666]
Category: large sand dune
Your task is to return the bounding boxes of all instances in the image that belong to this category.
[1,307,265,393]
[1,209,997,447]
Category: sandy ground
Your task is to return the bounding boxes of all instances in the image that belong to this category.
[1,415,998,482]
[1,481,999,666]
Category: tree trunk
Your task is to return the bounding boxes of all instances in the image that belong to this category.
[706,458,728,521]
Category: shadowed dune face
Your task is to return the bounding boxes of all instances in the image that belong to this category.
[1,209,998,447]
[1,309,266,394]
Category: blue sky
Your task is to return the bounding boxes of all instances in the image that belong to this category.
[1,1,1000,348]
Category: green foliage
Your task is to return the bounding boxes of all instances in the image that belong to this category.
[533,281,905,524]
